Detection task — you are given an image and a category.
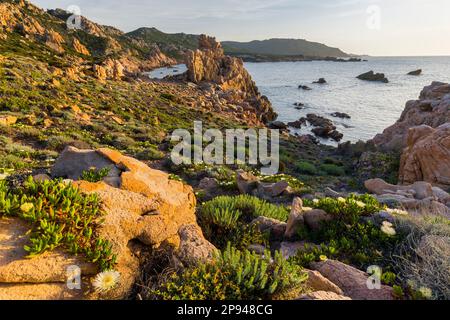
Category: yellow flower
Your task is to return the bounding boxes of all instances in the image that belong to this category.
[20,202,34,213]
[92,270,120,293]
[337,197,346,203]
[319,255,328,261]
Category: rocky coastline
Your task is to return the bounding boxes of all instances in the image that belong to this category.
[0,0,449,301]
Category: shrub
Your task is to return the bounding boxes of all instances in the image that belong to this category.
[135,147,165,161]
[303,194,384,222]
[319,164,345,176]
[199,195,288,249]
[201,195,289,222]
[81,167,111,183]
[0,153,29,170]
[392,216,450,300]
[294,195,397,268]
[0,177,116,271]
[295,161,317,175]
[259,174,309,194]
[150,244,308,300]
[293,219,401,269]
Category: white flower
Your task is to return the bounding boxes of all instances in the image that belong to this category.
[418,287,433,299]
[381,221,396,236]
[356,201,366,208]
[313,199,319,204]
[382,221,393,228]
[387,208,409,216]
[337,197,346,203]
[92,270,120,293]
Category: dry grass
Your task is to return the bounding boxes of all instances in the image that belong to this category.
[393,215,450,300]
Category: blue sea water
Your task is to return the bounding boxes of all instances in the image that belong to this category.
[245,56,450,143]
[149,57,450,144]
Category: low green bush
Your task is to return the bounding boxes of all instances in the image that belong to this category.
[303,194,384,222]
[292,195,398,268]
[150,244,308,300]
[295,161,317,175]
[199,195,289,249]
[259,173,309,194]
[201,195,289,222]
[81,167,111,183]
[319,163,345,176]
[0,177,116,270]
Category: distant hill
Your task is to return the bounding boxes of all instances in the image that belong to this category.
[126,28,199,60]
[222,38,349,58]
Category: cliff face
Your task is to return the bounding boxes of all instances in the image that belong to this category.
[185,35,276,123]
[371,82,450,188]
[373,81,450,152]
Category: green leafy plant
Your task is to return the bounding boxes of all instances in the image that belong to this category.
[0,177,116,270]
[199,200,268,250]
[304,194,385,223]
[259,173,309,194]
[202,195,289,222]
[81,167,111,183]
[199,195,289,249]
[319,163,345,176]
[150,244,308,300]
[295,161,317,175]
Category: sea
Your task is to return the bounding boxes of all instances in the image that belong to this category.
[148,56,450,144]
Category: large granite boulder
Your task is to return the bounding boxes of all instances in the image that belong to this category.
[0,148,212,300]
[373,82,450,152]
[399,124,450,188]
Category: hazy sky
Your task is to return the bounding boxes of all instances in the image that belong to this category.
[30,0,450,56]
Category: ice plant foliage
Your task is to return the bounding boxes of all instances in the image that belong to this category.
[0,177,117,270]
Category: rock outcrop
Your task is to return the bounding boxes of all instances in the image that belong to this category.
[357,71,389,83]
[399,124,450,188]
[365,178,450,216]
[408,69,422,76]
[373,82,450,152]
[0,147,213,300]
[311,260,394,300]
[185,35,276,123]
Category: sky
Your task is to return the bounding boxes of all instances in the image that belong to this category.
[30,0,450,56]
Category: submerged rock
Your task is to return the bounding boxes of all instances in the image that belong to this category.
[313,78,327,84]
[330,112,351,119]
